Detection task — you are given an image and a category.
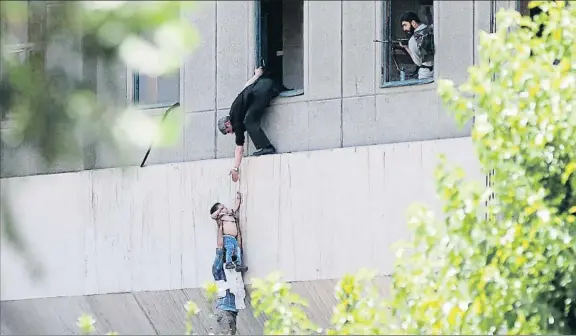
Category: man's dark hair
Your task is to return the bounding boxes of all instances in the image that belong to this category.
[400,11,421,24]
[210,202,221,215]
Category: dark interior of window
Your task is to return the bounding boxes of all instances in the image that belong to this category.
[257,0,304,97]
[381,0,434,84]
[518,1,545,37]
[518,1,543,18]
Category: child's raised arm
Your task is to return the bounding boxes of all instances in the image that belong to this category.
[235,215,243,249]
[233,192,242,213]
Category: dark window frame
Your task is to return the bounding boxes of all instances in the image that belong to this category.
[130,15,181,108]
[131,71,180,109]
[254,0,305,97]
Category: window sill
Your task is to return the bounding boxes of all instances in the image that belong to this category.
[133,102,177,110]
[270,91,307,106]
[380,78,434,89]
[129,103,179,116]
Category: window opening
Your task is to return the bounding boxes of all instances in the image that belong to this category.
[132,71,180,108]
[379,0,435,88]
[0,1,47,121]
[517,0,543,18]
[131,30,180,108]
[256,0,304,97]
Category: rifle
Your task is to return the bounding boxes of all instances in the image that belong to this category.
[373,38,409,46]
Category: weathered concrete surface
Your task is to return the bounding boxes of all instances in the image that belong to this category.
[0,138,483,301]
[1,1,494,178]
[0,277,391,335]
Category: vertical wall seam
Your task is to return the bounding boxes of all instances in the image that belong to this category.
[339,0,344,148]
[491,0,496,33]
[374,1,379,91]
[472,0,476,126]
[473,0,476,65]
[276,156,282,265]
[306,1,310,97]
[247,2,250,78]
[213,2,218,159]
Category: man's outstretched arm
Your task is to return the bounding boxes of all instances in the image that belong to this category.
[230,146,244,182]
[233,146,244,171]
[233,192,242,212]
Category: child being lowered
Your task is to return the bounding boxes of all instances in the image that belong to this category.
[210,192,248,273]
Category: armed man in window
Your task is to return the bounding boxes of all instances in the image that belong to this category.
[399,11,435,79]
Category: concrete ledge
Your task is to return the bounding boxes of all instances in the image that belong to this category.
[0,277,391,335]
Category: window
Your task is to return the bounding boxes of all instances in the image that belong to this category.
[380,0,435,88]
[129,31,180,108]
[517,0,551,38]
[0,1,48,121]
[517,0,541,18]
[518,1,570,20]
[490,0,497,33]
[256,0,304,97]
[1,1,64,71]
[131,72,180,108]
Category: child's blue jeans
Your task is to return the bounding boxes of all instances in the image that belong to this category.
[223,235,242,265]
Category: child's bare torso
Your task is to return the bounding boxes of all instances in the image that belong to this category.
[220,213,238,237]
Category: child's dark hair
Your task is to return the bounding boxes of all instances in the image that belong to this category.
[210,202,221,215]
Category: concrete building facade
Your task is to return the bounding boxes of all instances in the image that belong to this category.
[2,0,522,178]
[0,0,524,334]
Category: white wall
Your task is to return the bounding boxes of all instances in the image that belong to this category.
[0,137,483,301]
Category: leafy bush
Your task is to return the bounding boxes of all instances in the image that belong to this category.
[252,2,576,334]
[75,1,575,335]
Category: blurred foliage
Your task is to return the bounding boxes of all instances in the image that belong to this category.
[184,300,201,335]
[325,270,389,335]
[0,0,197,276]
[0,0,196,163]
[251,272,321,335]
[76,314,97,335]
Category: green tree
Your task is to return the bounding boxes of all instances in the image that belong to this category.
[0,1,198,271]
[250,1,575,334]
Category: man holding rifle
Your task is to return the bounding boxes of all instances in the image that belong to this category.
[398,11,435,79]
